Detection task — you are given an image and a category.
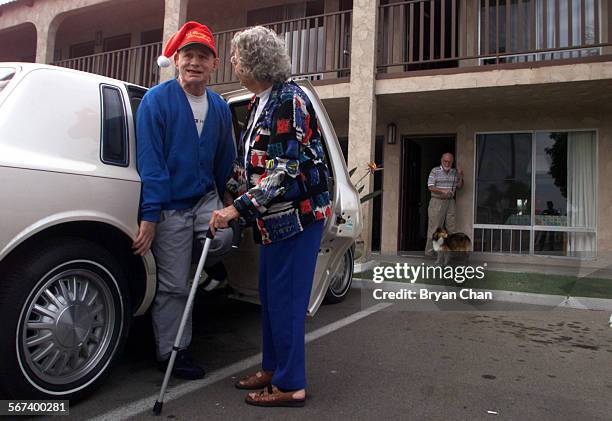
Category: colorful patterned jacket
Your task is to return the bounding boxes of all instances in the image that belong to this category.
[226,81,331,244]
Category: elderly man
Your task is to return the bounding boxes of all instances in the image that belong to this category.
[132,21,235,379]
[425,152,464,257]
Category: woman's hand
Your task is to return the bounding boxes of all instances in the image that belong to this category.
[210,205,240,234]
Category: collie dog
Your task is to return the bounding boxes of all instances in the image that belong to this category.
[432,227,471,265]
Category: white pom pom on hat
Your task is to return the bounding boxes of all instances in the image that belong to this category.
[156,21,217,67]
[157,55,172,68]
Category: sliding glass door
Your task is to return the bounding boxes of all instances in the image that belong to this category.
[479,0,600,63]
[474,130,597,257]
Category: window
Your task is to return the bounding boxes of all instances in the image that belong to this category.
[103,34,131,52]
[126,86,146,118]
[475,133,532,226]
[479,0,600,64]
[474,130,596,257]
[140,29,162,46]
[100,85,128,166]
[0,68,16,94]
[69,41,95,59]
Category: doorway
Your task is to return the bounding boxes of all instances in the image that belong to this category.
[399,135,456,252]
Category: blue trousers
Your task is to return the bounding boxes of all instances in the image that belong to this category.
[259,220,324,390]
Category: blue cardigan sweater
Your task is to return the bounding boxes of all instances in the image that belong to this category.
[136,79,236,222]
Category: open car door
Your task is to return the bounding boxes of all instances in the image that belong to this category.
[221,80,362,316]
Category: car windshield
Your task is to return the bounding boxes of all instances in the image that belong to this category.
[0,68,16,94]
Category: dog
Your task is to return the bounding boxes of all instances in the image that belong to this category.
[431,227,471,266]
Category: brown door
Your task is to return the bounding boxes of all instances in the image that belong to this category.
[399,135,455,252]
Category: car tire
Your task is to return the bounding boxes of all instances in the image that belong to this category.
[0,238,130,401]
[323,247,354,304]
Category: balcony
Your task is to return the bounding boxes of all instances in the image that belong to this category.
[50,1,611,87]
[212,10,352,86]
[377,0,611,76]
[52,9,352,88]
[54,42,162,87]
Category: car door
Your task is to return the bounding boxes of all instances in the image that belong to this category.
[222,80,362,315]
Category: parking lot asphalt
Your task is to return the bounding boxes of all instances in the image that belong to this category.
[36,285,612,421]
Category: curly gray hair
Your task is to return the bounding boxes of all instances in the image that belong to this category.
[231,26,291,84]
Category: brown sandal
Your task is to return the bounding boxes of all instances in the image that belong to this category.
[234,370,273,390]
[245,385,306,407]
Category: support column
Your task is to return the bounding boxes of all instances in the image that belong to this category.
[459,0,479,68]
[381,127,401,254]
[159,0,188,82]
[347,0,379,258]
[34,14,62,64]
[324,0,340,79]
[602,0,611,55]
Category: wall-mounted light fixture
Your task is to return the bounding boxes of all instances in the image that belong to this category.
[387,122,397,145]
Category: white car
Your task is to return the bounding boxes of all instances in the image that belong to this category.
[0,63,362,400]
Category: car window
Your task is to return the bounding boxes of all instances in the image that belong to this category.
[0,68,16,94]
[230,100,248,149]
[126,85,147,118]
[100,85,128,166]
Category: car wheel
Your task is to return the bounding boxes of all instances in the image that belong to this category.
[323,247,354,304]
[0,238,130,400]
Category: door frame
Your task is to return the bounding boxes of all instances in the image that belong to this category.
[398,134,457,252]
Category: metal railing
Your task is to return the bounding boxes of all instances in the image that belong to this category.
[52,10,352,87]
[211,10,352,85]
[54,42,162,87]
[52,1,611,84]
[378,0,611,74]
[473,224,596,257]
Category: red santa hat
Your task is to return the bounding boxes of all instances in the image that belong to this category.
[157,21,217,68]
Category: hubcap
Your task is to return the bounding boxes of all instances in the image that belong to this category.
[329,250,352,296]
[20,268,116,386]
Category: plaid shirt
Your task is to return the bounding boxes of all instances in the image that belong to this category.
[427,166,458,199]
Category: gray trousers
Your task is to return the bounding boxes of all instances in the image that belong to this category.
[425,197,456,255]
[151,190,232,360]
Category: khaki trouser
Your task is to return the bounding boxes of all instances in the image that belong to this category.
[425,197,456,255]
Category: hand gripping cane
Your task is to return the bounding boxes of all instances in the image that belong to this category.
[153,219,240,415]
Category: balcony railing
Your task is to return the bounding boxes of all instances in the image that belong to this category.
[211,10,352,85]
[53,10,352,87]
[53,2,609,84]
[378,0,611,74]
[54,42,162,87]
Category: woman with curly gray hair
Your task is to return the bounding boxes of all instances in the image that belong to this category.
[210,26,331,407]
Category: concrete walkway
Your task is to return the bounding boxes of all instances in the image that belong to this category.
[356,252,612,280]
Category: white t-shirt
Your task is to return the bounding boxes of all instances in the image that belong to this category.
[244,86,272,168]
[185,90,209,137]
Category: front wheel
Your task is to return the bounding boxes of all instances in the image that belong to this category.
[323,247,354,304]
[0,238,130,401]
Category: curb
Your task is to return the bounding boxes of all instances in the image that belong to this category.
[354,260,376,274]
[352,278,612,312]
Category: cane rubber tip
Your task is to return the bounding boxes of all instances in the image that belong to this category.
[153,401,163,415]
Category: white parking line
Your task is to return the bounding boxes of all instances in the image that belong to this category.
[90,302,392,421]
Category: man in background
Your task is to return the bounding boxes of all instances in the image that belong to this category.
[425,152,464,257]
